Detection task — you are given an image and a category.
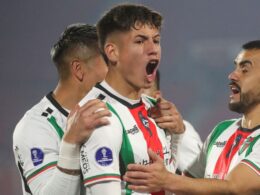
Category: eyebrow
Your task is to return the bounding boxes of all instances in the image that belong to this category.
[135,34,160,39]
[234,60,252,67]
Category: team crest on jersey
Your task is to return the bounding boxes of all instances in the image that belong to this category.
[31,148,44,166]
[138,111,152,136]
[95,147,113,166]
[238,136,255,155]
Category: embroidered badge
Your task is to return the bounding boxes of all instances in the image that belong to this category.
[95,147,113,166]
[31,148,44,166]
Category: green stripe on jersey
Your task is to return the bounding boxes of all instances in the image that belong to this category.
[242,159,260,172]
[26,161,57,181]
[245,134,260,157]
[47,116,64,139]
[106,102,134,195]
[146,96,157,106]
[207,119,236,161]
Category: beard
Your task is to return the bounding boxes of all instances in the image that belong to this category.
[229,90,260,114]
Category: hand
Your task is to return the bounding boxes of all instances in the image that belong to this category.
[63,99,111,144]
[149,95,185,134]
[123,149,169,192]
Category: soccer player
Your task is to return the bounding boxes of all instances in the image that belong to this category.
[124,40,260,194]
[13,24,110,195]
[141,71,202,173]
[79,4,185,195]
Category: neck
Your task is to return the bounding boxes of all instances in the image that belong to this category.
[53,79,87,111]
[105,71,141,100]
[241,104,260,129]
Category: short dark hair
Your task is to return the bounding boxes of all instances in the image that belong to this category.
[97,4,163,64]
[51,23,99,80]
[242,40,260,50]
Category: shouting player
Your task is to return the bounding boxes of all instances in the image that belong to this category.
[79,4,185,195]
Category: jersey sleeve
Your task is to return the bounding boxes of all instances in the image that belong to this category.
[13,114,81,195]
[186,132,211,178]
[240,138,260,176]
[80,112,122,187]
[177,120,202,172]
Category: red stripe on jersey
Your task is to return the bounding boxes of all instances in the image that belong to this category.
[84,174,121,185]
[213,129,252,179]
[27,163,56,183]
[129,104,165,195]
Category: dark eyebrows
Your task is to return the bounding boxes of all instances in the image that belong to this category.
[135,34,149,40]
[134,34,160,40]
[234,60,252,67]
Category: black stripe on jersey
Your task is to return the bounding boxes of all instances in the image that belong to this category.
[18,162,32,194]
[46,92,69,117]
[95,83,143,109]
[240,124,260,132]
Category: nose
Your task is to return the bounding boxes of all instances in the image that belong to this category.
[146,40,160,56]
[228,69,239,81]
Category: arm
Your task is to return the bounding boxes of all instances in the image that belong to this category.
[86,181,121,195]
[124,149,260,194]
[80,112,122,195]
[177,120,202,172]
[13,99,110,195]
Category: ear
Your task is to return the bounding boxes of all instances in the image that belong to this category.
[71,59,84,82]
[104,42,118,65]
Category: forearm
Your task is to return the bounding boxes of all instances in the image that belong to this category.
[29,141,81,194]
[164,173,233,195]
[86,181,121,195]
[29,168,81,195]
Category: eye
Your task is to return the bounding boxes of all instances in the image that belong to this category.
[135,39,144,44]
[241,67,248,73]
[153,39,160,44]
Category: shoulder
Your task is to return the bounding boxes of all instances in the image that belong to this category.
[210,118,239,140]
[13,96,62,145]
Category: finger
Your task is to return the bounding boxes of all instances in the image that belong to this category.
[127,163,149,172]
[124,172,149,180]
[68,104,80,118]
[80,99,107,113]
[92,117,110,128]
[154,116,177,123]
[157,102,174,110]
[156,122,175,129]
[80,99,102,109]
[155,93,162,101]
[92,109,111,120]
[147,148,163,162]
[80,101,108,116]
[127,184,149,193]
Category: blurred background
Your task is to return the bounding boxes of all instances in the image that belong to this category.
[2,0,260,194]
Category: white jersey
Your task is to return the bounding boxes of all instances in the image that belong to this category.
[79,81,177,195]
[13,92,82,195]
[187,118,260,179]
[177,120,202,172]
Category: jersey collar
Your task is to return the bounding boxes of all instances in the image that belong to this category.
[46,92,69,117]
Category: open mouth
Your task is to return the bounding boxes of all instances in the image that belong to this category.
[229,82,240,95]
[146,60,159,75]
